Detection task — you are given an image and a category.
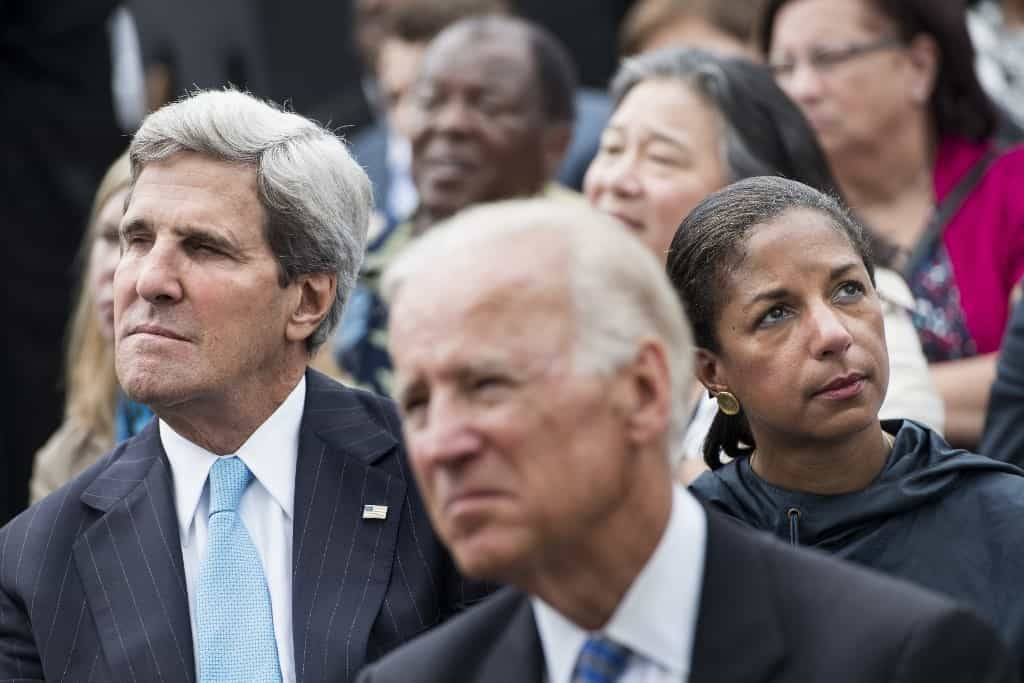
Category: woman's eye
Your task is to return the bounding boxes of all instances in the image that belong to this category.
[758,305,789,328]
[835,281,866,301]
[648,155,678,167]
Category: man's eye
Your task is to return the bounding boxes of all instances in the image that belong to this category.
[401,392,428,414]
[122,233,149,247]
[473,376,502,391]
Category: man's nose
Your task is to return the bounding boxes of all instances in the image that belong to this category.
[431,98,476,135]
[133,240,184,304]
[807,303,854,359]
[409,396,482,470]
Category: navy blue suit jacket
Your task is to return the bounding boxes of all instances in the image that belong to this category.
[982,295,1024,466]
[0,370,482,682]
[358,512,1018,683]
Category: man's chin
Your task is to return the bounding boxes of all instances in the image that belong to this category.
[118,370,194,410]
[448,533,528,584]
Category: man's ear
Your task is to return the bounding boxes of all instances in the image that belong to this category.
[541,123,573,180]
[285,272,336,344]
[905,33,939,105]
[695,347,729,396]
[621,338,673,447]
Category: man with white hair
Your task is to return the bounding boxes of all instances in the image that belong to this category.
[0,89,485,683]
[357,198,1016,682]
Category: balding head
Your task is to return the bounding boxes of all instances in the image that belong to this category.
[384,198,694,461]
[382,198,694,588]
[408,17,576,224]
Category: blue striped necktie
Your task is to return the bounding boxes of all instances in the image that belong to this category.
[196,456,282,683]
[572,635,631,683]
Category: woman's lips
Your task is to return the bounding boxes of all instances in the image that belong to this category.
[813,374,866,400]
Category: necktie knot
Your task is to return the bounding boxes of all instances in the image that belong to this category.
[572,635,630,683]
[208,456,252,515]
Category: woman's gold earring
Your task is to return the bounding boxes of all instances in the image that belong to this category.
[716,391,740,416]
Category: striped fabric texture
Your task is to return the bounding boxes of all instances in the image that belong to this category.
[0,371,491,683]
[572,636,631,683]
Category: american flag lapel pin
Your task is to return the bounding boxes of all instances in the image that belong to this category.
[363,504,388,520]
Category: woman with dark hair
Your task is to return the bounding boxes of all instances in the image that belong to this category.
[676,175,1024,670]
[583,48,942,470]
[761,0,1024,449]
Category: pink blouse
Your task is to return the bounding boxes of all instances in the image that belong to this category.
[934,136,1024,355]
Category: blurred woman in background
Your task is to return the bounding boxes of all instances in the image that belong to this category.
[30,152,152,502]
[583,48,942,474]
[761,0,1024,448]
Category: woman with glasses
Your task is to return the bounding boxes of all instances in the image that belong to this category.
[762,0,1024,451]
[583,48,943,476]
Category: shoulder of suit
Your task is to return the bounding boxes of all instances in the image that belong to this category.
[305,369,402,433]
[360,588,526,680]
[0,437,131,567]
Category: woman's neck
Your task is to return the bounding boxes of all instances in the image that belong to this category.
[831,113,937,209]
[748,422,892,495]
[831,118,936,249]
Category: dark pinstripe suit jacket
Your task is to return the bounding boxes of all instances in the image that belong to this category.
[0,370,483,683]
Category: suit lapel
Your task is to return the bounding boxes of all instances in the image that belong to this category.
[473,593,545,683]
[689,510,787,683]
[74,423,196,683]
[292,372,406,683]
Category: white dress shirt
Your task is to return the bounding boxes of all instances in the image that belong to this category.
[533,486,707,683]
[162,377,305,683]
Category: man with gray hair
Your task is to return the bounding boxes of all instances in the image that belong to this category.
[0,89,486,683]
[357,198,1016,683]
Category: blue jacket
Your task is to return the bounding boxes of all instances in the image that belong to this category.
[691,419,1024,670]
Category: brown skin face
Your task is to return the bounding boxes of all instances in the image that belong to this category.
[585,79,728,259]
[409,27,567,223]
[697,209,890,448]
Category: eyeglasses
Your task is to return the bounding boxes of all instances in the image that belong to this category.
[768,37,904,79]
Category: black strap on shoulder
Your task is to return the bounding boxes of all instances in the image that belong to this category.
[900,145,1005,282]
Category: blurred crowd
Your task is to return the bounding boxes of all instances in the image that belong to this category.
[4,0,1024,680]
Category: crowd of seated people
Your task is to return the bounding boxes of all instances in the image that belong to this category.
[6,1,1024,681]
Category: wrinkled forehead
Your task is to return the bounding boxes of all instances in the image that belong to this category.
[389,252,576,393]
[392,237,570,337]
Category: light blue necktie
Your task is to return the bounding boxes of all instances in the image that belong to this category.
[196,456,282,683]
[572,635,631,683]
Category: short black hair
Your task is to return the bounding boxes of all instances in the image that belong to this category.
[447,16,578,125]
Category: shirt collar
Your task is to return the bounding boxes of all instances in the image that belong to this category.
[532,485,707,682]
[162,376,306,543]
